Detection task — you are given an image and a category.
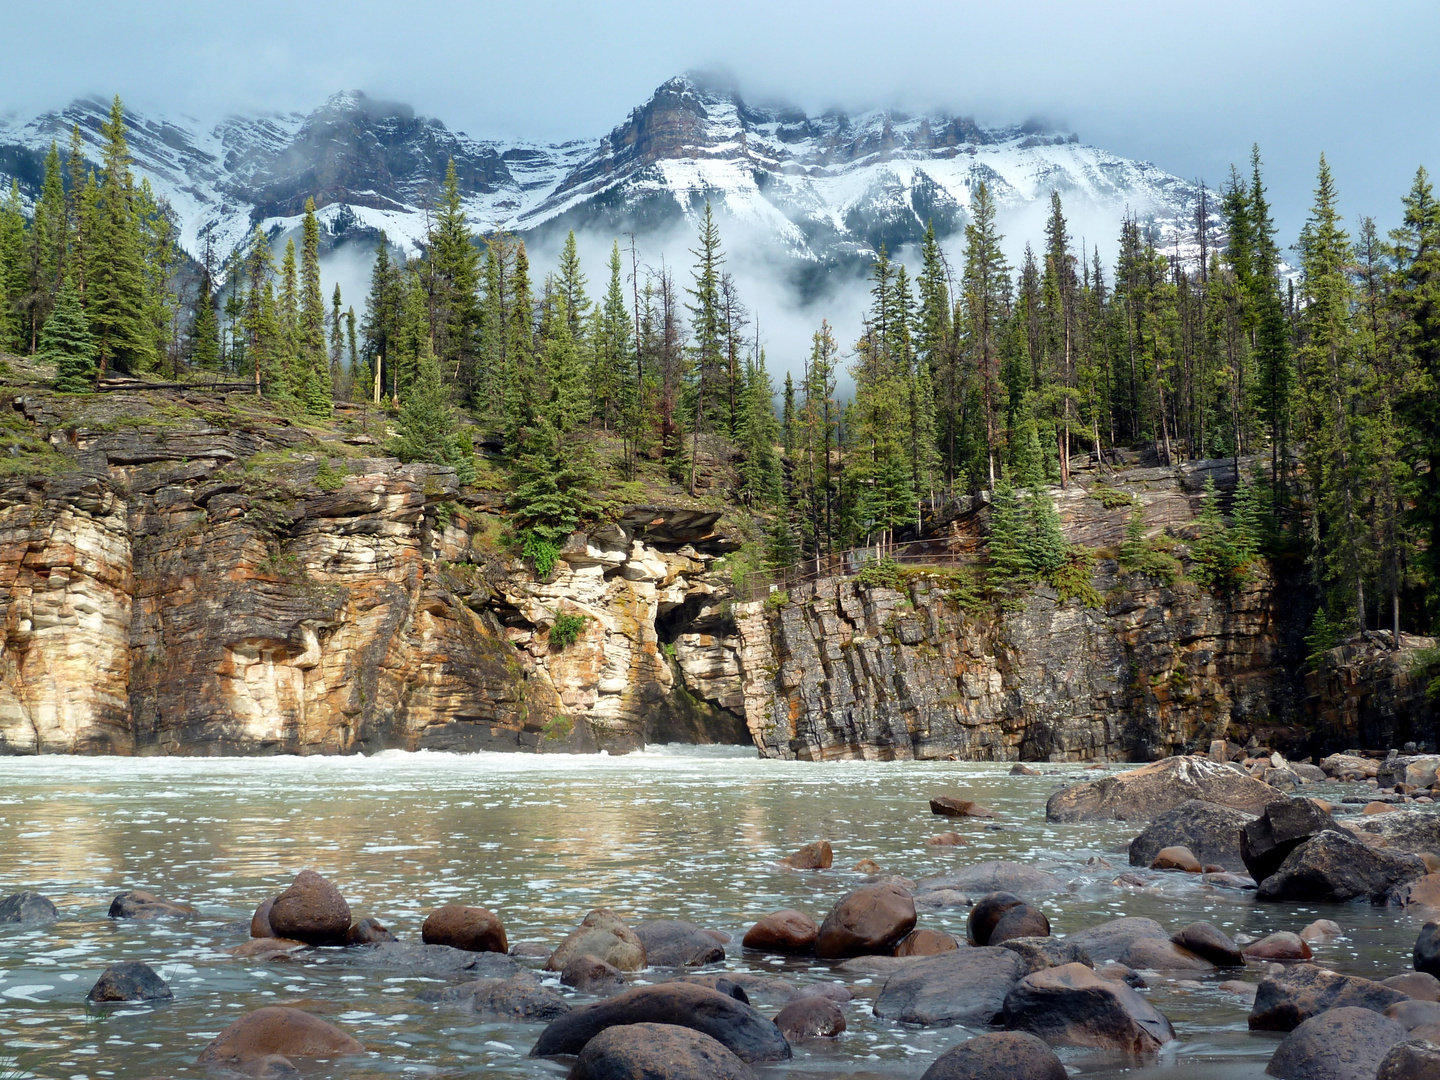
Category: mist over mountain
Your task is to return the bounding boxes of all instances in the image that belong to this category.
[0,72,1207,368]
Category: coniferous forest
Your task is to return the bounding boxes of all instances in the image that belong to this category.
[3,98,1440,647]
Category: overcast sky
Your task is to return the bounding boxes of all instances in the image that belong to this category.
[6,0,1438,244]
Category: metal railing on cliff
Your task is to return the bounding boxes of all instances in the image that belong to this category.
[734,536,981,603]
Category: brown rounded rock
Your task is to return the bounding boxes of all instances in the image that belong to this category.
[197,1007,364,1064]
[108,890,198,920]
[1243,932,1313,962]
[1385,999,1440,1032]
[1171,922,1244,966]
[1249,963,1408,1031]
[568,1022,756,1080]
[773,994,844,1039]
[1298,919,1343,943]
[250,897,275,938]
[422,905,507,953]
[1377,1039,1440,1080]
[1365,801,1398,815]
[895,928,960,956]
[783,841,832,870]
[267,871,350,946]
[1010,764,1042,776]
[1382,972,1440,1001]
[967,892,1024,946]
[814,882,916,959]
[1151,846,1203,873]
[989,903,1050,945]
[228,937,308,958]
[853,858,882,875]
[1118,937,1217,972]
[919,1031,1067,1080]
[546,908,646,972]
[633,920,726,967]
[742,910,817,955]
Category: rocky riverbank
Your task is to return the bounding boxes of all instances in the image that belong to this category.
[5,753,1440,1079]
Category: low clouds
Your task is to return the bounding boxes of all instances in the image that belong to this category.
[8,1,1437,246]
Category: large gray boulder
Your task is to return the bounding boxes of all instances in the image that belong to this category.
[873,946,1027,1027]
[1266,1006,1408,1080]
[0,892,58,924]
[1249,964,1408,1031]
[1001,962,1175,1053]
[1046,756,1277,823]
[1242,799,1342,884]
[1257,830,1426,903]
[1128,800,1255,871]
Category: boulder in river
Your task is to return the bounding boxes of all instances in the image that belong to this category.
[782,841,832,870]
[0,891,58,924]
[250,897,275,938]
[569,1022,757,1080]
[1241,798,1341,884]
[742,910,817,955]
[545,908,646,972]
[108,889,198,920]
[1389,873,1440,910]
[927,832,967,846]
[1171,922,1244,966]
[1243,932,1313,961]
[635,920,726,967]
[1299,919,1343,943]
[918,1031,1066,1080]
[989,903,1050,945]
[530,982,791,1063]
[197,1007,364,1064]
[560,955,626,994]
[1117,937,1216,972]
[1319,753,1379,779]
[1415,921,1440,978]
[1001,961,1175,1053]
[1045,755,1277,823]
[356,940,519,979]
[874,946,1026,1026]
[1249,963,1408,1031]
[86,961,173,1003]
[267,871,350,946]
[1265,1006,1408,1080]
[1150,846,1203,872]
[895,928,959,956]
[1257,830,1426,902]
[998,936,1093,974]
[1377,1039,1440,1080]
[1385,999,1440,1033]
[1382,972,1440,1001]
[345,918,395,946]
[422,904,507,953]
[1063,916,1169,964]
[773,995,844,1039]
[814,882,916,959]
[930,796,997,818]
[968,892,1024,946]
[420,972,570,1021]
[1360,810,1440,860]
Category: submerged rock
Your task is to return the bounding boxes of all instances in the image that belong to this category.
[108,889,197,920]
[782,840,832,869]
[917,862,1063,906]
[420,972,569,1021]
[634,920,727,967]
[197,1007,364,1064]
[560,955,626,994]
[773,995,844,1039]
[930,796,997,818]
[0,891,58,924]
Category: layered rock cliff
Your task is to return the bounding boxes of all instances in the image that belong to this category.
[0,386,748,755]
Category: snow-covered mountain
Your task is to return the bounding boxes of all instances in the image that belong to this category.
[0,74,1202,289]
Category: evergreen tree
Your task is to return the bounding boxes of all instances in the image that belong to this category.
[0,181,25,354]
[87,96,152,376]
[962,182,1010,486]
[188,263,221,369]
[986,479,1032,592]
[391,346,474,482]
[738,347,782,506]
[686,202,725,494]
[297,199,331,414]
[39,279,97,392]
[427,159,481,389]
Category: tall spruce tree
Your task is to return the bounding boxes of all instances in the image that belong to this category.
[40,279,97,392]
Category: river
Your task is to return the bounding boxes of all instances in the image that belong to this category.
[0,747,1427,1079]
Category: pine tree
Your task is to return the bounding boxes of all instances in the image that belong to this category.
[87,96,152,376]
[962,182,1010,486]
[427,159,481,389]
[391,346,474,482]
[1023,488,1068,577]
[297,199,331,414]
[25,142,68,348]
[986,479,1032,591]
[39,279,97,392]
[188,263,221,369]
[738,348,782,506]
[686,202,725,494]
[0,181,25,354]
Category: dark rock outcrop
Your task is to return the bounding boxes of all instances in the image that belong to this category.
[1048,756,1277,823]
[1063,917,1169,963]
[0,891,58,923]
[1265,1006,1408,1080]
[1258,830,1426,902]
[1242,799,1342,884]
[1249,964,1408,1031]
[1125,791,1254,867]
[86,961,173,1003]
[1172,922,1244,966]
[634,920,726,968]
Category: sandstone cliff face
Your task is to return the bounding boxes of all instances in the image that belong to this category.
[733,562,1291,762]
[0,392,748,755]
[1305,633,1439,753]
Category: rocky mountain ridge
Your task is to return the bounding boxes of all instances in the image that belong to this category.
[0,75,1201,283]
